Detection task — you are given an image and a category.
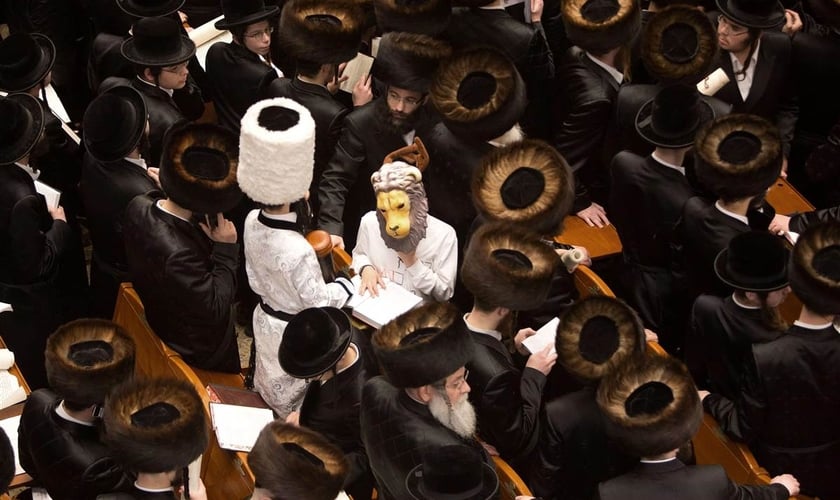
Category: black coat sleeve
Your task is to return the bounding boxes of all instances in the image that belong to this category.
[317,117,367,236]
[788,205,840,233]
[703,349,767,443]
[10,195,72,283]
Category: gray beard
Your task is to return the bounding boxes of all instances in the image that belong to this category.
[428,390,477,439]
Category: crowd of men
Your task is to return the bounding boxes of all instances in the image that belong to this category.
[0,0,839,497]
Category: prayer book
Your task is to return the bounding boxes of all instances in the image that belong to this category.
[34,180,61,209]
[340,53,374,94]
[347,276,423,329]
[210,402,275,452]
[521,317,560,355]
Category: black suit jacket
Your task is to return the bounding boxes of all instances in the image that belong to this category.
[704,324,840,498]
[263,77,351,217]
[713,31,798,156]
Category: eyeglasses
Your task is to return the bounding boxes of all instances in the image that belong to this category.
[718,15,749,36]
[387,91,421,107]
[161,62,188,74]
[445,369,469,391]
[244,27,274,39]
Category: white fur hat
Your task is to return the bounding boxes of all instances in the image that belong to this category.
[238,97,316,206]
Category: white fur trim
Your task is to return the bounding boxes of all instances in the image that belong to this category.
[238,98,316,205]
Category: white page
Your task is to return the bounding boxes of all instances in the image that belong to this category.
[34,180,61,209]
[340,53,374,94]
[522,317,560,355]
[0,415,23,475]
[347,276,422,329]
[210,403,274,452]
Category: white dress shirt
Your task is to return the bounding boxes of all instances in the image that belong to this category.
[730,39,761,101]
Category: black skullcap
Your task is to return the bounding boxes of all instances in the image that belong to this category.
[578,316,621,364]
[131,402,182,428]
[625,381,675,417]
[68,340,114,367]
[500,167,545,209]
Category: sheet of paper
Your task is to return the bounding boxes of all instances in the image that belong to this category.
[340,53,374,94]
[0,415,23,475]
[34,180,61,209]
[522,317,560,355]
[189,15,226,46]
[371,37,381,58]
[210,402,274,452]
[0,302,11,313]
[784,231,799,245]
[347,275,422,329]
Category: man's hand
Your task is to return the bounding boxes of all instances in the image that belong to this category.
[781,9,803,36]
[525,344,557,376]
[576,202,609,228]
[330,234,345,250]
[48,205,66,222]
[200,213,237,244]
[178,478,207,500]
[697,390,711,402]
[768,214,791,235]
[480,441,500,456]
[514,328,537,355]
[397,250,417,267]
[644,328,659,343]
[285,411,300,426]
[326,63,349,95]
[147,167,161,188]
[781,156,789,179]
[359,266,385,297]
[352,73,373,107]
[530,0,544,22]
[771,474,800,496]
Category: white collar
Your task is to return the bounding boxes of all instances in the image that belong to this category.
[640,457,679,464]
[586,52,624,84]
[134,482,174,493]
[55,402,96,427]
[136,75,175,97]
[156,199,191,223]
[14,162,39,180]
[714,201,749,225]
[732,294,761,310]
[794,320,835,330]
[651,152,685,175]
[402,130,416,146]
[260,210,297,222]
[124,156,147,170]
[463,314,502,341]
[729,38,761,73]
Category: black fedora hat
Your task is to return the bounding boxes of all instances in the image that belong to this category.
[716,0,785,29]
[406,445,499,500]
[121,16,196,67]
[279,307,353,379]
[0,93,46,165]
[641,5,718,83]
[216,0,280,30]
[0,33,56,92]
[714,231,790,292]
[636,84,715,148]
[84,86,148,163]
[116,0,185,17]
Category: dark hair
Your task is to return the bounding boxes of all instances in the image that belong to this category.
[296,58,325,79]
[63,399,94,412]
[733,29,762,81]
[230,25,247,44]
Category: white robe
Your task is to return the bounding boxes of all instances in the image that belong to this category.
[244,210,350,417]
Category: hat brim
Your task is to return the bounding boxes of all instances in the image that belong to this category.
[215,6,280,29]
[279,308,353,379]
[716,0,786,29]
[405,462,499,500]
[85,86,148,163]
[0,34,56,92]
[0,93,46,165]
[121,36,196,67]
[635,98,715,148]
[116,0,185,17]
[713,246,790,292]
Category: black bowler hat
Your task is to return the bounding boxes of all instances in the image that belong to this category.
[717,0,785,29]
[116,0,185,17]
[714,231,790,292]
[279,307,353,379]
[84,86,148,163]
[121,16,196,67]
[641,5,718,83]
[0,33,56,92]
[406,445,499,500]
[0,93,45,166]
[215,0,280,30]
[636,84,715,148]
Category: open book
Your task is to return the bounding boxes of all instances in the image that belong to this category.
[35,180,61,209]
[339,53,374,94]
[346,275,423,329]
[521,317,560,355]
[209,402,274,452]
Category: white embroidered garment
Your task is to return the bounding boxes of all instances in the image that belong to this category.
[244,210,350,417]
[351,211,458,302]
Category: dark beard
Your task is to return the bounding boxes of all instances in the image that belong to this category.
[374,97,419,136]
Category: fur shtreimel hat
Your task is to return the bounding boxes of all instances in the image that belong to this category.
[372,32,452,93]
[563,0,641,54]
[788,221,840,316]
[430,47,526,143]
[472,140,574,235]
[45,319,135,407]
[555,297,646,383]
[694,114,782,201]
[461,222,559,311]
[641,5,718,83]
[279,0,365,65]
[373,302,475,388]
[159,122,242,214]
[373,0,451,36]
[103,378,208,473]
[248,421,349,500]
[238,98,316,206]
[597,354,702,457]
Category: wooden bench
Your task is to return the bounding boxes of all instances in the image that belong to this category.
[112,283,255,500]
[493,455,533,500]
[572,266,616,298]
[0,335,34,490]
